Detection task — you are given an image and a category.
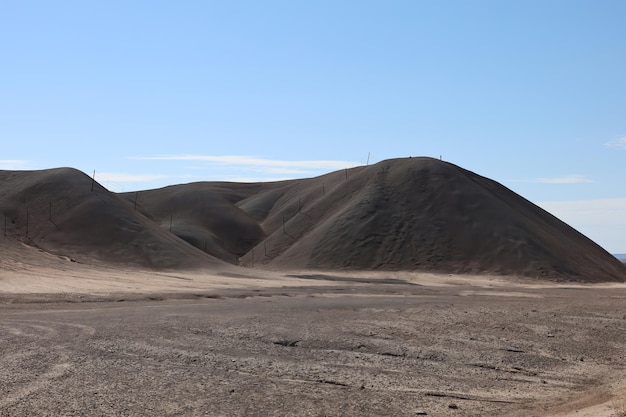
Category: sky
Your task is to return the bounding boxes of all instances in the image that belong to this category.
[1,1,626,253]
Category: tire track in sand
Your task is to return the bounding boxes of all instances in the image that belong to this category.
[0,355,71,408]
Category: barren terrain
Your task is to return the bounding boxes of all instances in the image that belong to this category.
[4,158,625,281]
[1,261,625,417]
[2,159,626,416]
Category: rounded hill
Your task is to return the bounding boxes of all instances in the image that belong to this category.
[0,168,223,270]
[2,159,624,283]
[242,157,626,282]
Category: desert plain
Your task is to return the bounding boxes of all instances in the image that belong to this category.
[2,158,626,416]
[1,241,625,417]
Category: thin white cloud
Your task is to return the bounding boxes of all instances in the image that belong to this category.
[534,175,593,184]
[132,155,359,171]
[0,160,29,170]
[96,172,172,183]
[216,176,293,183]
[604,137,626,149]
[262,167,315,175]
[510,175,593,184]
[92,172,198,193]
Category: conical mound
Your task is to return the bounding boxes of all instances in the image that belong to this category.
[242,157,626,282]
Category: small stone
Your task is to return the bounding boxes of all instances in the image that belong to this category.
[415,411,428,415]
[449,403,458,409]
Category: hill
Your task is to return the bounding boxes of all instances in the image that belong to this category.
[121,182,272,264]
[2,159,625,282]
[0,168,223,270]
[125,157,625,282]
[236,157,626,282]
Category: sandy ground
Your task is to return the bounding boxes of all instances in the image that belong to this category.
[1,258,626,416]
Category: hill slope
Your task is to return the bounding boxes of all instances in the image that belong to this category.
[121,182,272,263]
[236,157,625,282]
[0,168,223,269]
[3,159,625,282]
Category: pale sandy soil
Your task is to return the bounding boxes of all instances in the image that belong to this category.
[1,250,625,416]
[540,385,626,417]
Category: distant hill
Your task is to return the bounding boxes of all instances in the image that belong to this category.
[122,157,625,282]
[2,158,626,282]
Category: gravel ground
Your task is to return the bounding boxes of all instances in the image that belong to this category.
[1,280,625,416]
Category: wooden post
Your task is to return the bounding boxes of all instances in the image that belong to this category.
[367,152,370,165]
[133,192,138,211]
[91,170,96,192]
[345,168,348,180]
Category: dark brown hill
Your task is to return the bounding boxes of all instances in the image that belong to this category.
[236,157,625,282]
[0,168,223,269]
[3,159,625,282]
[121,182,273,263]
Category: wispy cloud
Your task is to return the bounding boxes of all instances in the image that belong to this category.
[262,167,315,175]
[604,137,626,149]
[533,175,593,184]
[93,172,196,192]
[510,175,593,184]
[0,160,29,170]
[96,172,173,183]
[215,176,294,183]
[132,155,359,171]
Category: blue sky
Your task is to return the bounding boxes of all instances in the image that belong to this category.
[1,1,626,252]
